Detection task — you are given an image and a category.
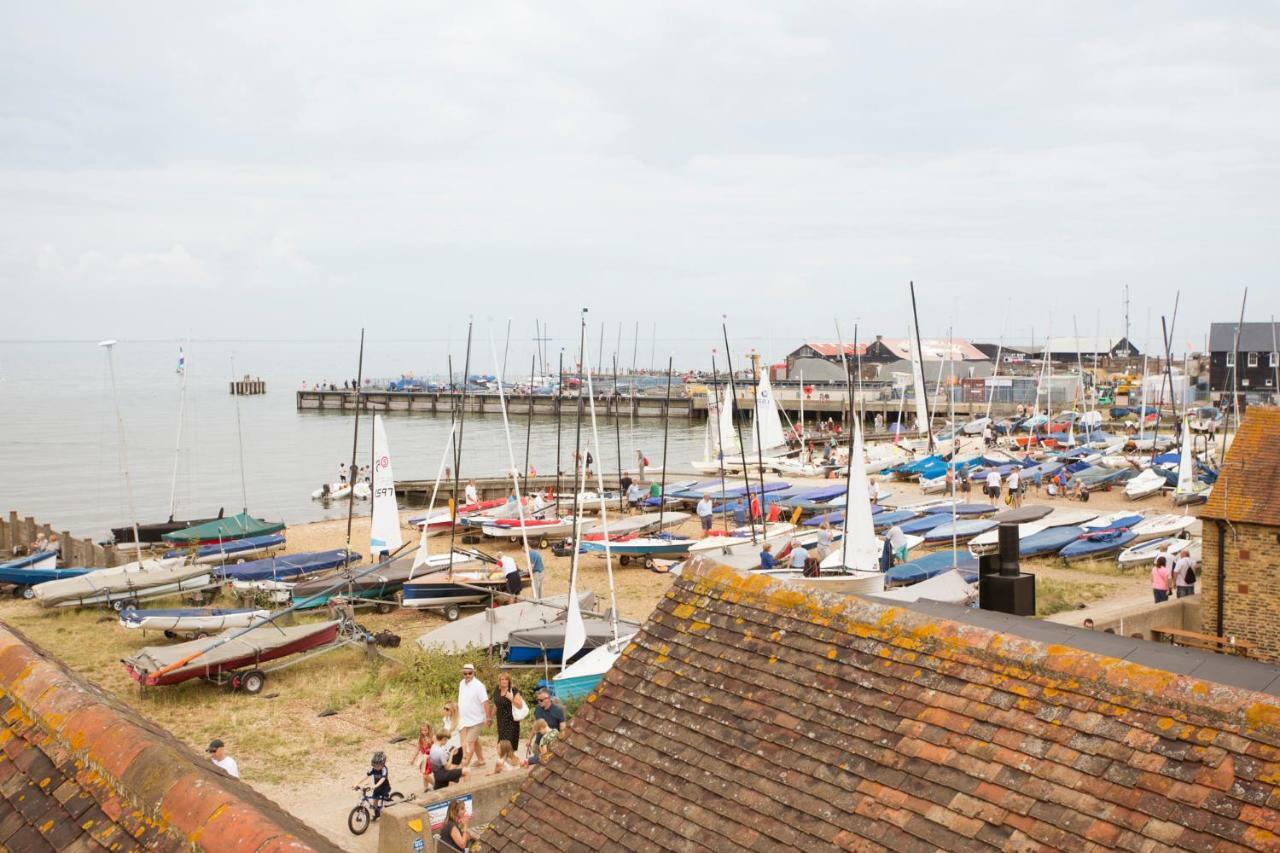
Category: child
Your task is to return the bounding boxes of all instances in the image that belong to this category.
[365,751,391,815]
[430,732,466,789]
[526,718,560,765]
[490,740,526,775]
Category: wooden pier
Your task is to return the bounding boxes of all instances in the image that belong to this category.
[231,378,267,395]
[298,388,1024,422]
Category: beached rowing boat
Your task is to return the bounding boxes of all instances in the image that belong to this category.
[119,606,270,634]
[123,620,342,687]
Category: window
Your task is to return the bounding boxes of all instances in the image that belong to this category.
[1248,352,1259,368]
[1272,351,1278,368]
[1226,352,1235,367]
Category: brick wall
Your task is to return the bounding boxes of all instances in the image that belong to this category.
[1200,518,1280,664]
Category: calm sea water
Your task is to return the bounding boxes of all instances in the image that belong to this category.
[0,341,704,539]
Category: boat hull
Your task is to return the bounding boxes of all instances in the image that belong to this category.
[127,622,341,686]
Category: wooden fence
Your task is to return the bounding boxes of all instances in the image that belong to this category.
[1,512,115,568]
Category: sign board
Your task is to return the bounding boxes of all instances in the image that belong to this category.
[428,794,473,832]
[983,378,1013,387]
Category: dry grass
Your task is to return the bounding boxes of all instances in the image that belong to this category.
[1035,578,1115,617]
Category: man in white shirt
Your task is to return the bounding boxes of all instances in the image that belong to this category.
[696,495,714,537]
[457,663,491,767]
[886,525,909,565]
[1173,549,1197,598]
[1007,469,1021,508]
[985,470,1002,506]
[464,480,478,506]
[206,739,240,778]
[501,554,523,596]
[789,543,809,571]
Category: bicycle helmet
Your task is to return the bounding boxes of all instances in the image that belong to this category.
[371,751,386,767]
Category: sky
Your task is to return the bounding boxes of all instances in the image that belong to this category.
[2,2,1278,368]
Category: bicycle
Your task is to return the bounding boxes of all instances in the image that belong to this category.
[347,785,409,835]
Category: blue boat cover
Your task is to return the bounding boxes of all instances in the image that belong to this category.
[1060,529,1137,560]
[0,566,90,585]
[872,510,920,530]
[165,533,285,560]
[886,551,979,586]
[897,514,954,535]
[0,551,59,570]
[216,549,360,581]
[923,519,997,542]
[1019,526,1083,557]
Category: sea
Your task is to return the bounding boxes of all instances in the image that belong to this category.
[0,341,704,540]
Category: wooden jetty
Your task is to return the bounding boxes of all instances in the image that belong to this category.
[1,512,118,568]
[231,378,266,395]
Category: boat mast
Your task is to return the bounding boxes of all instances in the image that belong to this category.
[749,351,769,530]
[561,310,590,668]
[909,281,936,454]
[657,355,674,533]
[167,341,189,522]
[230,354,250,516]
[581,330,620,642]
[490,331,535,596]
[834,322,855,569]
[985,302,1010,422]
[710,351,729,534]
[613,354,624,513]
[555,348,564,516]
[721,321,758,544]
[98,340,141,550]
[523,355,535,481]
[446,322,473,576]
[343,330,366,564]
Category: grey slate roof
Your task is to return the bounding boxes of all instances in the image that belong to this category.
[1208,322,1280,352]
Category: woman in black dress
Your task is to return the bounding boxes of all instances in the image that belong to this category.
[491,673,524,753]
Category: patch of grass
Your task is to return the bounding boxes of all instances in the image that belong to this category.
[1059,558,1135,578]
[1035,578,1114,617]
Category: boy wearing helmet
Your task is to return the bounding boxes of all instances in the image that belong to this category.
[366,751,391,814]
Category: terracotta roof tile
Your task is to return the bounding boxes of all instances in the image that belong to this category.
[0,621,339,851]
[1200,406,1280,525]
[484,560,1280,852]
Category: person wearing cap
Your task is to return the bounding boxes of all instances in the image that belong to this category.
[457,664,491,767]
[207,739,240,778]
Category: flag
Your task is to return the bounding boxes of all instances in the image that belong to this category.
[176,347,185,375]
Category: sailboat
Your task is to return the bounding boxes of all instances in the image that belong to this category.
[1172,418,1210,506]
[109,343,223,546]
[368,415,403,562]
[753,363,823,476]
[689,387,743,474]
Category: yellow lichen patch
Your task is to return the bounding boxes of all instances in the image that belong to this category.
[671,603,697,620]
[689,621,711,633]
[876,608,904,628]
[1245,702,1280,734]
[1105,661,1178,697]
[654,643,670,664]
[587,694,598,703]
[827,648,838,660]
[768,655,778,665]
[769,631,782,641]
[742,630,752,640]
[1191,682,1209,695]
[1156,717,1175,731]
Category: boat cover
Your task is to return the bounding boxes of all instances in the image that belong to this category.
[216,549,360,582]
[123,620,340,681]
[161,512,285,544]
[164,533,286,560]
[885,551,979,586]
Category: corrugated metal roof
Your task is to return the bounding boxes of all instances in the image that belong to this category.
[1200,406,1280,526]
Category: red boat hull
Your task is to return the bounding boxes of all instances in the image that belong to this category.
[126,622,341,687]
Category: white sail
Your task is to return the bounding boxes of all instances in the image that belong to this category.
[369,415,403,560]
[836,419,881,571]
[908,329,929,437]
[1176,417,1195,492]
[752,365,788,454]
[412,425,456,570]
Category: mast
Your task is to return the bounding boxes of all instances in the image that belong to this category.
[523,355,535,481]
[909,281,936,453]
[167,341,189,522]
[834,323,855,569]
[657,355,674,532]
[581,330,620,641]
[445,323,473,576]
[985,301,1010,422]
[710,351,729,533]
[613,354,624,513]
[98,340,141,549]
[555,349,564,516]
[343,330,365,560]
[720,321,758,544]
[561,310,590,666]
[1224,290,1248,467]
[490,331,535,596]
[749,351,769,527]
[230,355,250,516]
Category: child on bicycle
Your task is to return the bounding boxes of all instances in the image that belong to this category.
[365,751,391,815]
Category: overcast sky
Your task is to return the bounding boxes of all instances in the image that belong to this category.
[2,2,1277,366]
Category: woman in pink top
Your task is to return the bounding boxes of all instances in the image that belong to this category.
[1151,555,1172,603]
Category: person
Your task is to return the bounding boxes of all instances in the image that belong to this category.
[985,469,1002,506]
[492,673,525,757]
[528,549,544,585]
[619,474,632,502]
[430,732,465,789]
[438,799,472,852]
[1007,468,1021,508]
[759,543,777,570]
[1083,618,1095,630]
[649,480,661,503]
[1046,476,1058,498]
[464,480,478,506]
[533,689,565,732]
[490,740,526,775]
[413,724,434,791]
[960,473,972,496]
[983,423,994,447]
[869,477,882,505]
[338,461,348,485]
[501,554,523,596]
[364,751,391,816]
[1151,556,1172,603]
[748,493,761,521]
[1073,480,1090,502]
[886,524,909,565]
[874,413,884,433]
[637,450,647,481]
[1174,549,1197,598]
[440,701,462,764]
[525,718,560,765]
[1033,470,1043,495]
[626,481,643,512]
[696,494,714,537]
[457,664,490,767]
[207,739,239,778]
[585,450,593,478]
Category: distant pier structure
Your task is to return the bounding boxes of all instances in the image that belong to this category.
[231,376,266,395]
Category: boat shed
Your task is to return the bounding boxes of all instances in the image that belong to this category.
[485,559,1280,852]
[1206,322,1280,396]
[0,621,338,851]
[783,343,868,377]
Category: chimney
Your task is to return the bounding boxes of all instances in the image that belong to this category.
[978,507,1041,616]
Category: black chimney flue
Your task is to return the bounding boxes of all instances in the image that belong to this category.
[998,523,1021,577]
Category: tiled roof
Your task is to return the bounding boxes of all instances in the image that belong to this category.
[485,560,1280,852]
[0,621,338,852]
[1200,406,1280,526]
[794,343,868,358]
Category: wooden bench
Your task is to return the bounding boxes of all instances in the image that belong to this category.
[1150,627,1254,658]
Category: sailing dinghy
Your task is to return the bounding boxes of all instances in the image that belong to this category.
[123,620,342,687]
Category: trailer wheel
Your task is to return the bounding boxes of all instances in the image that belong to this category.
[619,555,631,566]
[538,536,550,549]
[375,601,394,615]
[509,535,518,544]
[444,605,460,622]
[19,586,34,600]
[348,805,371,835]
[644,556,656,570]
[164,630,177,640]
[241,670,267,695]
